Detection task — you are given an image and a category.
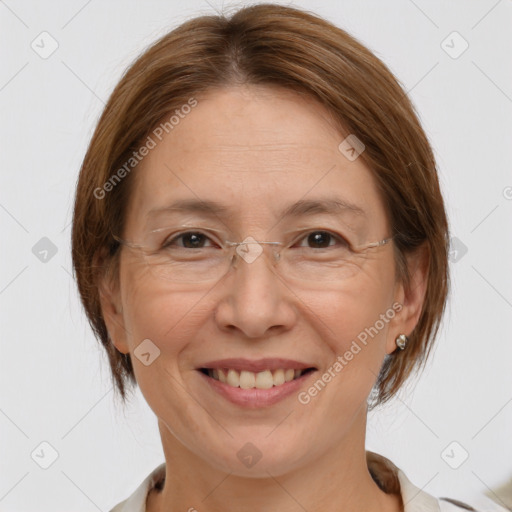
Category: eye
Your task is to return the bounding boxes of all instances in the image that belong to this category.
[294,230,349,249]
[162,231,218,249]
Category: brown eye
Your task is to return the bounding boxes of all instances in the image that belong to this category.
[308,231,332,248]
[296,231,348,249]
[163,232,214,249]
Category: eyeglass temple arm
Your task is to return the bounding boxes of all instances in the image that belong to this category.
[359,237,393,249]
[111,233,145,249]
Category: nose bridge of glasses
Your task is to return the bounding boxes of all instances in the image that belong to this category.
[225,238,283,266]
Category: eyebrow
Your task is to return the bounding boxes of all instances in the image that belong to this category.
[282,198,366,218]
[146,197,366,222]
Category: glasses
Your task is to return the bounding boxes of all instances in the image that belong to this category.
[113,225,392,286]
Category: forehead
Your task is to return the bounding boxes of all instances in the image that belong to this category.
[125,85,388,234]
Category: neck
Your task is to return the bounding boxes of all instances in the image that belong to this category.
[146,407,402,512]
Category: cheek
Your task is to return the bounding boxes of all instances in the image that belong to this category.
[302,267,395,366]
[120,281,213,407]
[121,266,209,353]
[301,288,393,414]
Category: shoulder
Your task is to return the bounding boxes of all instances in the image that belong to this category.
[367,451,509,512]
[109,463,166,512]
[438,496,510,511]
[398,468,510,512]
[438,497,479,511]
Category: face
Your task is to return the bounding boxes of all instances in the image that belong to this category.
[101,85,424,477]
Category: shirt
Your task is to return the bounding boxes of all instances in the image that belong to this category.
[109,451,509,512]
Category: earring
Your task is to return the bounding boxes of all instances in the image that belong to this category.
[395,334,408,350]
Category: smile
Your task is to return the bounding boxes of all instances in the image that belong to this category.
[200,367,316,389]
[196,358,318,408]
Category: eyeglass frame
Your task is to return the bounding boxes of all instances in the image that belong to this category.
[111,225,393,283]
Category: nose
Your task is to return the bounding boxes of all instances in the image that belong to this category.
[213,242,298,339]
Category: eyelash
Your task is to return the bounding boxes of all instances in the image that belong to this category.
[161,230,350,250]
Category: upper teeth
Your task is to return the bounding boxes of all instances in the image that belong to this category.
[208,368,304,389]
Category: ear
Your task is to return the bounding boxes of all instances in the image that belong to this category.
[386,242,430,354]
[95,249,130,355]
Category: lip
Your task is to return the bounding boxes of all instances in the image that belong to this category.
[197,368,317,408]
[197,358,316,373]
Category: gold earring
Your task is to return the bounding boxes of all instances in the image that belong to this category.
[395,334,408,350]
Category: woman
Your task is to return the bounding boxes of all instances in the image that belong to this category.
[71,4,505,511]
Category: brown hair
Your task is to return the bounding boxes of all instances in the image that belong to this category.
[72,3,450,406]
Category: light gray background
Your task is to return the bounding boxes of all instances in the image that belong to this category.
[1,0,511,510]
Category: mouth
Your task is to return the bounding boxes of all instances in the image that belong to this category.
[195,358,318,408]
[198,367,317,389]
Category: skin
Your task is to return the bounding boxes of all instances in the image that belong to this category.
[100,85,428,512]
